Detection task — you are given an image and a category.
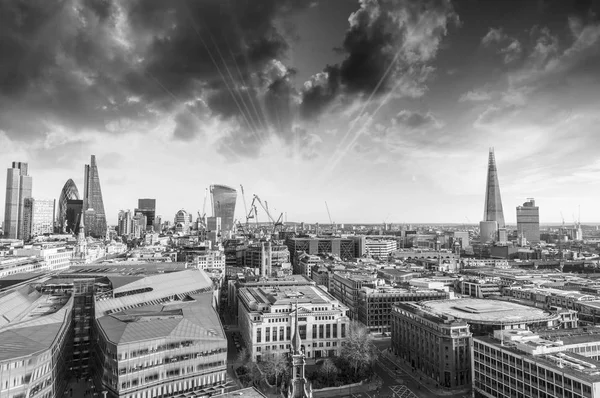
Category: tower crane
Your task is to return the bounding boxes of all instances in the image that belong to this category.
[240,184,250,228]
[197,188,208,230]
[253,195,283,234]
[325,201,335,231]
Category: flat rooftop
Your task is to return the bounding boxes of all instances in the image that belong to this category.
[422,298,556,324]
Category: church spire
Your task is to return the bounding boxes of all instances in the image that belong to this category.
[291,298,302,354]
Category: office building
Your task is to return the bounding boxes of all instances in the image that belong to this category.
[58,179,80,233]
[473,328,600,398]
[83,155,107,237]
[517,198,540,244]
[417,298,560,336]
[65,199,83,234]
[22,198,55,240]
[237,284,350,361]
[136,198,156,231]
[3,161,32,239]
[246,242,291,277]
[210,185,237,233]
[479,149,504,242]
[286,237,356,265]
[365,237,398,258]
[391,302,472,389]
[0,284,73,398]
[358,286,450,334]
[483,148,505,228]
[175,209,191,235]
[117,209,133,236]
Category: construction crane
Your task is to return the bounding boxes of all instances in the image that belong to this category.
[240,185,250,228]
[196,188,208,229]
[325,201,335,231]
[253,195,283,234]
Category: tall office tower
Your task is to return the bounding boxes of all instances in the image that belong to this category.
[22,198,55,240]
[83,155,107,237]
[117,210,133,236]
[3,161,33,239]
[483,148,505,229]
[210,184,237,233]
[516,198,540,243]
[136,198,156,230]
[66,199,84,234]
[58,179,80,233]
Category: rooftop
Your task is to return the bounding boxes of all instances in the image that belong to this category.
[239,285,344,309]
[96,291,225,345]
[0,285,73,361]
[421,298,556,325]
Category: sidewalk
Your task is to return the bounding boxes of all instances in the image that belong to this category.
[380,350,470,397]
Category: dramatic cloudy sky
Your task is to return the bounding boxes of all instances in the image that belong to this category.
[1,0,599,225]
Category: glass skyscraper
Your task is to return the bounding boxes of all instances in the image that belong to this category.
[3,161,32,239]
[83,155,107,237]
[136,198,156,230]
[210,184,237,233]
[58,178,80,233]
[483,148,505,228]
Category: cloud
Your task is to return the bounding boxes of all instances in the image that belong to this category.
[481,27,507,46]
[459,89,492,102]
[300,0,458,120]
[0,0,309,157]
[394,110,440,129]
[500,39,523,63]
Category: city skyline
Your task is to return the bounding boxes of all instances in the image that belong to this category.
[1,0,599,224]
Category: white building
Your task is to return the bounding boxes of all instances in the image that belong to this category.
[237,285,350,362]
[23,198,55,240]
[365,238,397,258]
[14,244,73,271]
[194,250,226,271]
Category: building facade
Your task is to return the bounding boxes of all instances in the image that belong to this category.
[83,155,107,238]
[365,238,397,258]
[65,199,83,234]
[237,285,350,362]
[23,198,55,240]
[358,286,450,334]
[136,198,156,231]
[58,179,80,234]
[483,148,505,229]
[391,302,472,389]
[3,161,32,239]
[210,185,237,233]
[473,329,600,398]
[516,198,540,244]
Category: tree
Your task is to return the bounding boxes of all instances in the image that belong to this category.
[340,321,379,377]
[261,351,290,393]
[236,347,250,366]
[319,358,339,384]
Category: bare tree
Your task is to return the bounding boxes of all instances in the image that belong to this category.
[340,321,379,376]
[261,351,290,393]
[319,358,339,383]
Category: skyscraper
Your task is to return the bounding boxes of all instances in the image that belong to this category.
[66,199,84,234]
[83,155,107,237]
[483,148,505,228]
[58,179,80,233]
[3,162,32,239]
[136,198,156,230]
[210,184,237,233]
[22,198,55,240]
[516,198,540,243]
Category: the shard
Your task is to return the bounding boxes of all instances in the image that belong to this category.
[483,148,505,228]
[83,155,107,237]
[58,179,80,233]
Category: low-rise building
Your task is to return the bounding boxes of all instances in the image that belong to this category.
[237,285,350,362]
[358,286,450,334]
[391,302,472,389]
[473,328,600,398]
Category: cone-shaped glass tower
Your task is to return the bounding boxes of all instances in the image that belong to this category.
[483,148,505,228]
[83,155,107,237]
[58,179,80,233]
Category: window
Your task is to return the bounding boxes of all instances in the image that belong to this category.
[256,328,262,343]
